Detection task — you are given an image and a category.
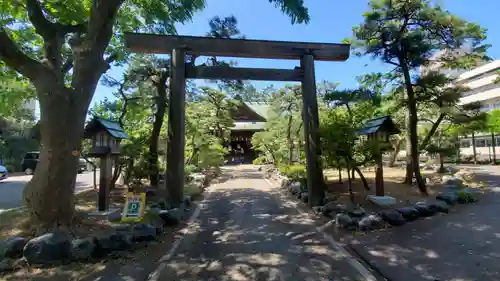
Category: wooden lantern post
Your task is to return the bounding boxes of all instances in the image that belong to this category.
[84,118,130,211]
[370,131,389,196]
[357,116,400,197]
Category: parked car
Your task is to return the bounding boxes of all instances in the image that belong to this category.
[21,151,40,175]
[0,165,8,181]
[78,158,87,174]
[21,151,88,175]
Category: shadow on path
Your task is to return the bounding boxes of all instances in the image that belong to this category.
[151,165,368,281]
[2,166,372,281]
[350,167,500,281]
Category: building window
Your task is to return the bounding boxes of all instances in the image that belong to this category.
[460,140,471,148]
[476,139,487,147]
[481,104,491,111]
[462,82,500,98]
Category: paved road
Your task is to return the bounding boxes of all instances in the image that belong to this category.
[149,165,374,281]
[0,170,99,211]
[350,164,500,281]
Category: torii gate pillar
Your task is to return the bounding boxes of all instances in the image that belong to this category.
[301,54,324,206]
[166,48,187,206]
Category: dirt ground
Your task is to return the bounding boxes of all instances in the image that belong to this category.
[1,205,199,281]
[0,189,124,241]
[0,182,207,242]
[0,183,206,281]
[323,166,480,212]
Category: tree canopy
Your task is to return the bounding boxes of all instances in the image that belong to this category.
[348,0,489,193]
[0,0,313,227]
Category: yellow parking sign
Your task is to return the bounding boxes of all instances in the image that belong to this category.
[121,193,146,222]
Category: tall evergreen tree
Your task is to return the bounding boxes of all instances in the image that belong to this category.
[348,0,489,193]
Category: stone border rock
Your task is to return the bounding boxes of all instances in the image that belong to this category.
[0,172,215,274]
[266,165,481,234]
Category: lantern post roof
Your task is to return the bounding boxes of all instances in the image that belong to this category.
[356,115,400,136]
[83,117,130,140]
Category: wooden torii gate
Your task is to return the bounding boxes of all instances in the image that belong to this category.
[124,33,350,207]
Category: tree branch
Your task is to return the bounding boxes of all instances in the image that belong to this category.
[87,0,124,55]
[420,113,446,150]
[61,52,116,75]
[419,117,436,124]
[58,23,86,34]
[27,0,87,72]
[0,27,47,81]
[61,58,73,74]
[27,0,87,37]
[26,0,56,38]
[71,0,123,89]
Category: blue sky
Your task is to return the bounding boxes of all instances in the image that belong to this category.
[91,0,500,107]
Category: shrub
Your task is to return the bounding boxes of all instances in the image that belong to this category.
[184,184,202,197]
[197,142,227,169]
[456,190,478,204]
[279,164,306,182]
[252,156,268,165]
[184,164,199,176]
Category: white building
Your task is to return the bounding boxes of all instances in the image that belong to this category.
[399,56,500,162]
[456,60,500,110]
[22,99,38,120]
[23,99,36,115]
[453,60,500,160]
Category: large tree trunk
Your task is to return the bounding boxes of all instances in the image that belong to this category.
[149,81,168,187]
[110,157,123,189]
[400,60,427,194]
[1,0,122,228]
[23,87,90,228]
[337,167,342,184]
[345,157,354,203]
[472,132,477,164]
[286,115,293,165]
[124,158,134,186]
[264,144,278,165]
[293,123,303,163]
[374,154,384,196]
[388,138,403,167]
[491,132,497,165]
[404,110,413,184]
[455,134,461,163]
[437,153,445,173]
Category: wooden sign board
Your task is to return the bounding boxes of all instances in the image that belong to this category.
[121,193,146,222]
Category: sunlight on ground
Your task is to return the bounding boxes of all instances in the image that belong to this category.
[5,263,106,281]
[0,208,29,240]
[368,245,411,266]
